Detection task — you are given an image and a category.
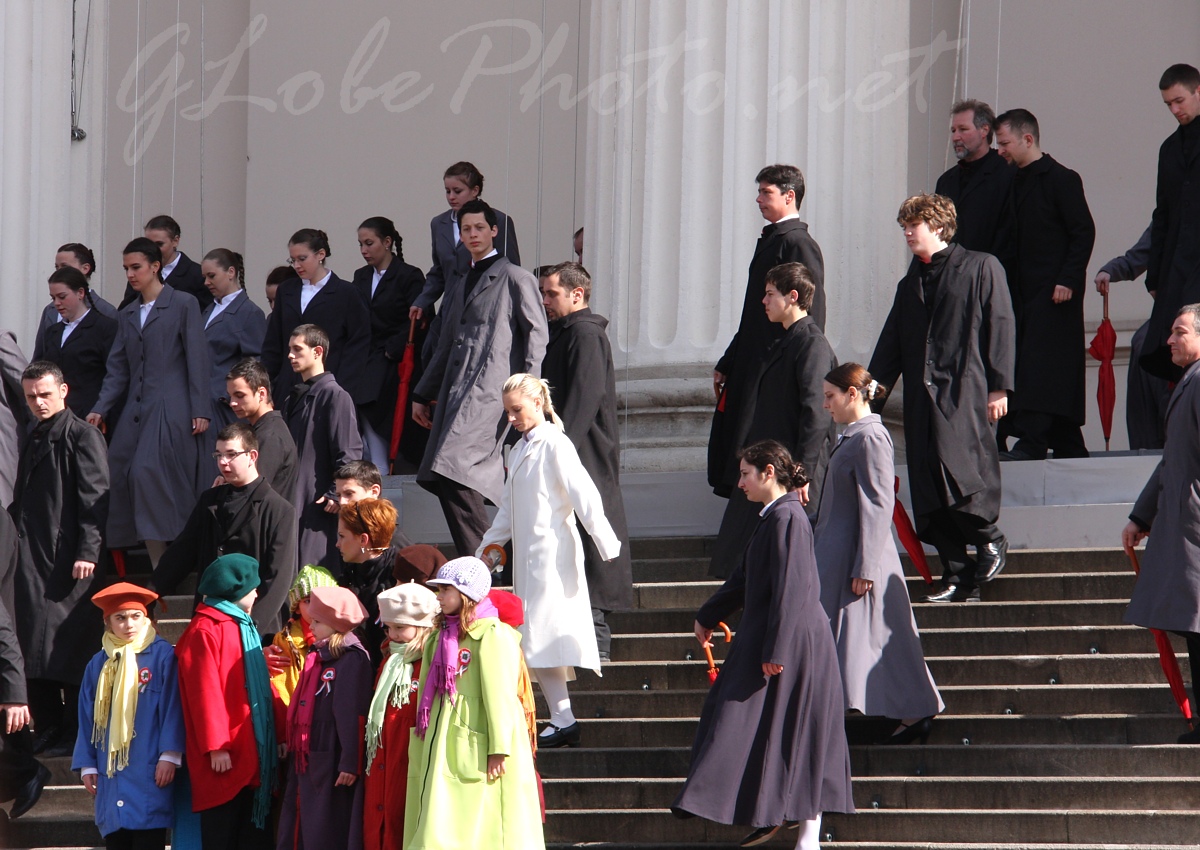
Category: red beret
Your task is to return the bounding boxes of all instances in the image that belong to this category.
[92,582,159,619]
[487,589,524,628]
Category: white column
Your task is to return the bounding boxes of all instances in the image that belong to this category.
[0,1,109,354]
[584,0,914,471]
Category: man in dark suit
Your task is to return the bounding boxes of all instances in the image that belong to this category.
[994,108,1096,461]
[538,262,632,660]
[119,215,211,310]
[934,99,1014,254]
[1140,64,1200,380]
[151,421,297,632]
[709,163,825,498]
[225,358,298,500]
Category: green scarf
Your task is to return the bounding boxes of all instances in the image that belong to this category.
[364,640,419,774]
[205,598,276,828]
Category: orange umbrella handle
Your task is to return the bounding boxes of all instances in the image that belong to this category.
[703,622,733,670]
[407,319,416,345]
[1126,547,1141,576]
[482,544,507,569]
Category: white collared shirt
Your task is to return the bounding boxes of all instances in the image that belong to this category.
[774,212,800,224]
[161,253,181,280]
[371,267,385,299]
[759,493,786,517]
[451,211,460,246]
[139,300,156,328]
[60,308,91,344]
[300,270,332,312]
[205,289,243,328]
[472,249,499,267]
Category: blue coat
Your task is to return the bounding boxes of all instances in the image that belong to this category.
[72,635,186,837]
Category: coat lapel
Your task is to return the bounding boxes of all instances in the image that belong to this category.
[59,309,98,349]
[140,285,173,335]
[1166,361,1200,421]
[464,258,505,309]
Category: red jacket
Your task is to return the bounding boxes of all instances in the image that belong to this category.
[363,658,421,850]
[175,604,272,811]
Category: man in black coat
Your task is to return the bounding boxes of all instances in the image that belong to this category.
[1141,64,1200,380]
[710,263,836,578]
[994,109,1095,461]
[934,99,1014,254]
[119,215,211,310]
[538,262,632,660]
[225,357,299,499]
[10,361,109,755]
[870,194,1016,603]
[151,421,297,633]
[709,164,826,498]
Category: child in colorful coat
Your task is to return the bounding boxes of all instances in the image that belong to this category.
[73,583,185,850]
[265,565,339,706]
[404,558,545,850]
[277,586,373,850]
[363,582,439,850]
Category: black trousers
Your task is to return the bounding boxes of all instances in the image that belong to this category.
[920,507,1004,587]
[1007,411,1089,459]
[427,473,491,558]
[1174,631,1200,716]
[0,724,40,803]
[105,827,167,850]
[199,786,272,850]
[592,608,612,659]
[27,678,79,741]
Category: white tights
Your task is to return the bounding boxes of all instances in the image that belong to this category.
[532,666,576,731]
[795,814,822,849]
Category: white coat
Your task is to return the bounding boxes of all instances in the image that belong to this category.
[478,423,621,673]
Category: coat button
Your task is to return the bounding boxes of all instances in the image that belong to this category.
[133,416,139,423]
[116,800,124,807]
[926,359,933,365]
[925,380,933,386]
[927,338,933,344]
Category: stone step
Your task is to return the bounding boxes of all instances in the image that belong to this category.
[546,845,1192,850]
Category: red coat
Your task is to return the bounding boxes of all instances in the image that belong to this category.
[175,604,269,811]
[363,659,421,850]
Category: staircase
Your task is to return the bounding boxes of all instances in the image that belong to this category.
[5,539,1200,849]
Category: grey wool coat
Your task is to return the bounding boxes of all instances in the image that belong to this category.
[414,256,548,504]
[93,284,210,546]
[202,290,267,451]
[671,492,853,827]
[1127,361,1200,634]
[813,414,944,719]
[0,332,28,509]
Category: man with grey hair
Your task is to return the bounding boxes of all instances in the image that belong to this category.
[1123,303,1200,742]
[934,98,1014,254]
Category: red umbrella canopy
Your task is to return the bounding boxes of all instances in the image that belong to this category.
[1088,312,1117,450]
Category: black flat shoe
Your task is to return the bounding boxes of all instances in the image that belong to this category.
[10,763,51,819]
[922,584,980,603]
[538,722,581,748]
[977,538,1009,583]
[887,716,935,745]
[740,824,782,847]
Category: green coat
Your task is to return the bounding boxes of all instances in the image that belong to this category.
[404,616,544,850]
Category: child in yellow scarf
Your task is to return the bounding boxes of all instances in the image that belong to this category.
[72,582,185,848]
[265,565,338,706]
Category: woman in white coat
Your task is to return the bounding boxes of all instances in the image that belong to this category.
[478,373,621,748]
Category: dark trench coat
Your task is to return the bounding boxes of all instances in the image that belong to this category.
[934,148,1014,255]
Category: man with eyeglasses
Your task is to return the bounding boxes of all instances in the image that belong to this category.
[151,421,297,632]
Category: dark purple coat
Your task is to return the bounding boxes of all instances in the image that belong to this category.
[672,491,853,827]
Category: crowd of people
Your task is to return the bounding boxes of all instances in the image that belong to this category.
[0,60,1197,850]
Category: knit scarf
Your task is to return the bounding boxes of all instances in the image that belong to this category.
[416,598,498,737]
[288,632,365,774]
[204,598,276,829]
[92,625,158,777]
[364,640,420,773]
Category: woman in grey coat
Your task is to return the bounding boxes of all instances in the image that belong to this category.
[814,363,943,742]
[89,238,210,565]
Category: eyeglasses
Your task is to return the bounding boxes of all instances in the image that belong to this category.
[212,450,251,463]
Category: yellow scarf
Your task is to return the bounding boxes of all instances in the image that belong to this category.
[92,625,158,777]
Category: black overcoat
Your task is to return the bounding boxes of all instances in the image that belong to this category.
[252,409,299,501]
[33,308,119,421]
[151,476,297,633]
[934,148,1015,254]
[709,219,825,495]
[10,409,108,683]
[260,273,372,405]
[999,154,1095,422]
[671,492,852,826]
[1142,124,1200,378]
[869,244,1016,522]
[120,251,210,311]
[35,295,119,359]
[540,309,633,612]
[0,509,24,704]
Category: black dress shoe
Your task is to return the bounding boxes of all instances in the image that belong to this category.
[886,716,935,745]
[538,722,581,748]
[976,538,1009,584]
[740,824,782,847]
[1178,726,1200,744]
[10,762,51,819]
[999,448,1038,461]
[922,584,980,603]
[31,726,62,755]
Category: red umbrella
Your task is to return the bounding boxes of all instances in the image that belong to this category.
[893,477,934,584]
[702,622,733,685]
[1087,291,1117,450]
[1126,548,1193,725]
[387,322,419,473]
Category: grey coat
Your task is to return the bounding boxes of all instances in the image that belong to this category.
[93,284,210,546]
[0,332,28,508]
[414,256,548,503]
[1127,361,1200,633]
[202,290,267,448]
[813,414,943,719]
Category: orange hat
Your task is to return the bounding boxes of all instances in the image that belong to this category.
[91,582,159,618]
[308,586,368,634]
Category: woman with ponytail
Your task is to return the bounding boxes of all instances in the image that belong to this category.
[673,439,853,849]
[815,364,943,743]
[35,266,119,420]
[477,372,621,749]
[201,249,267,458]
[36,243,119,356]
[351,217,428,470]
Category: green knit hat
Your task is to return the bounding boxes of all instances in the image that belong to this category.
[197,553,261,602]
[288,564,338,611]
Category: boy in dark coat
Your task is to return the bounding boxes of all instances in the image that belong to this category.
[225,357,298,500]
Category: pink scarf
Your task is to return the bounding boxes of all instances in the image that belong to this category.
[416,598,498,737]
[287,651,322,772]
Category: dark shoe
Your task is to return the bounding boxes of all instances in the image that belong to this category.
[41,738,75,758]
[31,726,62,755]
[10,762,51,819]
[740,825,782,847]
[976,538,1009,584]
[538,722,581,748]
[999,449,1037,461]
[886,716,935,745]
[922,584,980,603]
[1178,726,1200,744]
